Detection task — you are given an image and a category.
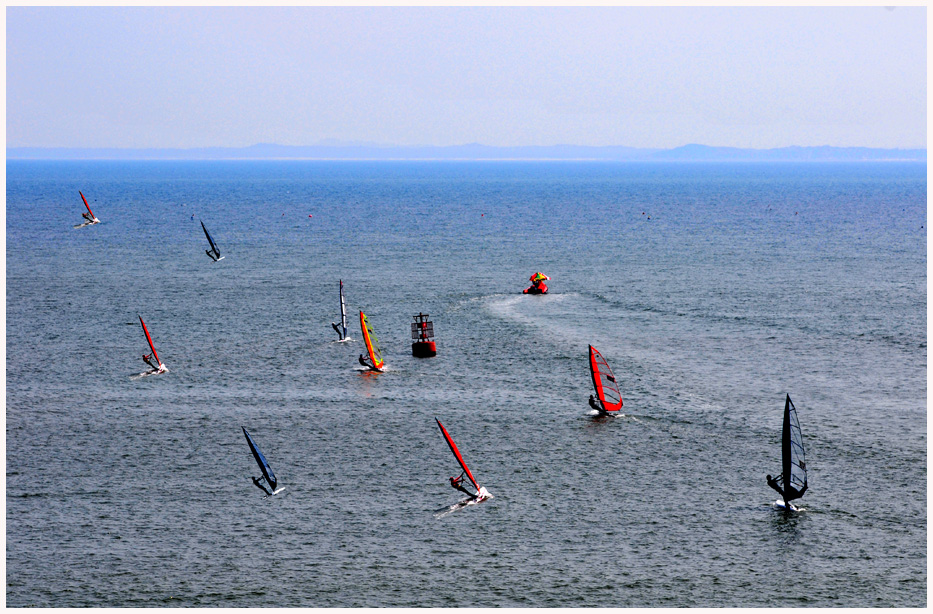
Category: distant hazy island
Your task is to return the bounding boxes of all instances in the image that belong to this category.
[7,143,926,162]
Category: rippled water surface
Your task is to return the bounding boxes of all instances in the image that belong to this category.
[6,160,926,606]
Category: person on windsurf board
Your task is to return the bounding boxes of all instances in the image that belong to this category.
[242,426,284,498]
[766,474,807,504]
[252,476,272,496]
[588,394,606,414]
[449,473,477,499]
[766,394,809,510]
[200,220,223,261]
[435,417,491,506]
[137,315,167,374]
[75,191,100,227]
[332,280,350,341]
[358,311,385,371]
[587,345,622,417]
[142,353,160,372]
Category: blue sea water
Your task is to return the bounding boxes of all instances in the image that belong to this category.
[6,160,926,606]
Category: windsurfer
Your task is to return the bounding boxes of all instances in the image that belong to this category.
[767,473,807,504]
[252,476,272,496]
[588,394,605,413]
[359,354,371,368]
[142,353,159,371]
[82,211,94,222]
[449,474,475,499]
[333,322,343,337]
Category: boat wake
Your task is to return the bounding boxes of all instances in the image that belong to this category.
[484,292,598,348]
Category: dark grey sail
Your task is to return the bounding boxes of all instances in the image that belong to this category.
[777,394,807,501]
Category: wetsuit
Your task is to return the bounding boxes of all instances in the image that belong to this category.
[252,476,272,496]
[589,395,604,412]
[450,476,475,499]
[767,474,807,503]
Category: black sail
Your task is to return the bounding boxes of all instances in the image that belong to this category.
[781,394,807,499]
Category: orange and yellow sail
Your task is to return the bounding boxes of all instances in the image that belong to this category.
[359,311,385,371]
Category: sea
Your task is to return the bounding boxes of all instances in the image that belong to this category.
[5,160,926,607]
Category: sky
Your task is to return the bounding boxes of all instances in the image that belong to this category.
[5,6,927,150]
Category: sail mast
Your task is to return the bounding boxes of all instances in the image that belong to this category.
[435,417,481,493]
[138,315,161,366]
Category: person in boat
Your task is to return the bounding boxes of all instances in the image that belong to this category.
[766,473,807,504]
[142,353,160,371]
[523,279,548,294]
[251,476,272,496]
[449,474,476,499]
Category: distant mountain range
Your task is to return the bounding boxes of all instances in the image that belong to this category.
[6,143,926,161]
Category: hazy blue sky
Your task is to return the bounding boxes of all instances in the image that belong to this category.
[6,6,926,149]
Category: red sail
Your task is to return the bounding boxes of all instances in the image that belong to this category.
[589,345,622,411]
[138,315,161,366]
[435,418,480,493]
[79,191,95,218]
